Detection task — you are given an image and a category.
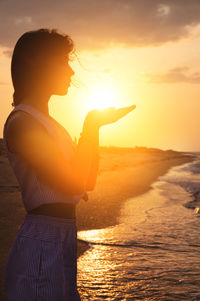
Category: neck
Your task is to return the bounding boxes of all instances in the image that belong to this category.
[19,93,51,117]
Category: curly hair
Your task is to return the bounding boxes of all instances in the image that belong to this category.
[11,28,76,107]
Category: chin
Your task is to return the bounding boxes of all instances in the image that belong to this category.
[56,86,69,96]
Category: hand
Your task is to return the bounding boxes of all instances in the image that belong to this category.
[82,191,89,202]
[83,104,136,129]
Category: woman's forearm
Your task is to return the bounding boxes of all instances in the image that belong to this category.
[84,132,100,191]
[70,125,99,193]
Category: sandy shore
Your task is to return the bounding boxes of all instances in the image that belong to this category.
[0,140,196,299]
[75,147,196,258]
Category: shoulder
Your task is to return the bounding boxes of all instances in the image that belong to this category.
[5,110,48,153]
[7,110,43,128]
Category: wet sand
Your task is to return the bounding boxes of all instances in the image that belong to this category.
[0,140,196,299]
[75,147,196,257]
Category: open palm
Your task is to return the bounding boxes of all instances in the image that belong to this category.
[85,105,136,128]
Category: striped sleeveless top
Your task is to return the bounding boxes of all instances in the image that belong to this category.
[3,103,85,212]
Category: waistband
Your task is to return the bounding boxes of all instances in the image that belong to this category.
[25,211,76,225]
[28,202,76,219]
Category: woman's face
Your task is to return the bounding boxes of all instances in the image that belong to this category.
[38,53,75,96]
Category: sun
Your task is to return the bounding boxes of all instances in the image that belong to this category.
[87,85,120,110]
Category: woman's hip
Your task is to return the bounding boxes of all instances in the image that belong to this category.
[5,213,80,300]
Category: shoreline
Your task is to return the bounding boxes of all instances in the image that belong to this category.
[76,153,196,259]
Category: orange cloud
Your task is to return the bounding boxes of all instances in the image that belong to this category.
[143,67,200,84]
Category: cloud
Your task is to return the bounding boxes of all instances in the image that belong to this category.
[143,66,200,84]
[1,0,200,53]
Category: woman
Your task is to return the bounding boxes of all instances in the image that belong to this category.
[3,28,136,300]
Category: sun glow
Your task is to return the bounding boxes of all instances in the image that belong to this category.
[87,85,120,110]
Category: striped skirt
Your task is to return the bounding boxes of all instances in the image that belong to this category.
[5,213,81,301]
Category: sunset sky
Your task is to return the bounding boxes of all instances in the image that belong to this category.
[1,0,200,152]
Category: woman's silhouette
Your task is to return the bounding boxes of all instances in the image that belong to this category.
[3,28,136,300]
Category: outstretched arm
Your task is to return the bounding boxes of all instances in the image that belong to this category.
[72,125,99,195]
[85,135,99,191]
[75,126,99,193]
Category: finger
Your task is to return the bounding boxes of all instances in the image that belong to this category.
[117,106,136,117]
[125,104,136,111]
[124,104,136,111]
[117,105,136,112]
[82,192,88,201]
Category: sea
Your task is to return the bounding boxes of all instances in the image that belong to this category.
[77,152,200,300]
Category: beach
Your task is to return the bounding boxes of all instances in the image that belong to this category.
[0,139,196,299]
[76,146,196,258]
